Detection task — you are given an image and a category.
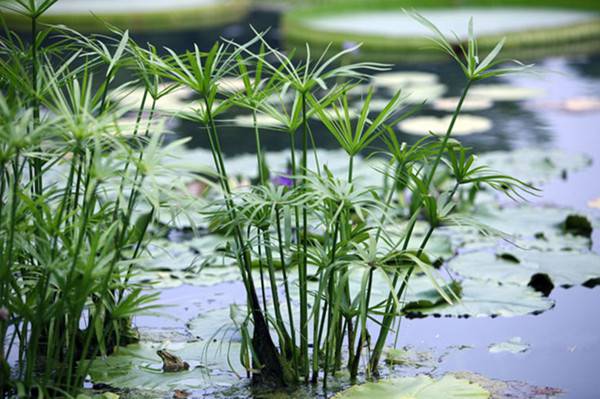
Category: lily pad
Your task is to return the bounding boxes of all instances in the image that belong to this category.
[384,346,437,369]
[333,374,489,399]
[432,96,493,112]
[86,340,242,391]
[111,84,193,113]
[451,372,562,398]
[401,84,448,104]
[217,77,246,93]
[468,84,542,101]
[398,115,492,136]
[311,107,359,120]
[187,305,246,342]
[468,204,592,240]
[231,113,284,129]
[404,278,553,318]
[131,239,240,289]
[489,337,530,354]
[478,148,592,184]
[448,249,600,288]
[371,71,439,87]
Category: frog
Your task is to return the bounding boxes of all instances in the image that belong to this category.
[156,349,190,372]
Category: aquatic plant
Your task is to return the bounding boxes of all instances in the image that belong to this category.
[0,2,537,396]
[0,2,195,397]
[153,11,533,388]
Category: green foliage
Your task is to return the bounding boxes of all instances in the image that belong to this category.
[0,4,195,397]
[0,3,537,397]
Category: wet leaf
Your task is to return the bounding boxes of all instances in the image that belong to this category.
[478,148,591,184]
[86,340,242,391]
[468,84,542,101]
[232,113,284,128]
[489,337,530,354]
[384,347,437,369]
[433,96,493,111]
[404,278,553,318]
[448,249,600,288]
[187,305,245,342]
[398,115,492,136]
[451,371,562,398]
[333,374,489,398]
[371,71,439,87]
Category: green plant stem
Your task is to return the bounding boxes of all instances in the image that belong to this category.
[321,216,340,387]
[256,227,268,314]
[203,99,290,385]
[370,79,473,373]
[30,15,43,199]
[299,92,309,379]
[275,205,297,360]
[253,110,266,185]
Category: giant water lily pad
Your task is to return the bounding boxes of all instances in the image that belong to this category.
[401,84,448,104]
[217,77,246,93]
[432,96,494,112]
[131,239,240,289]
[111,84,194,113]
[87,340,242,391]
[468,84,542,101]
[371,71,439,87]
[466,204,593,247]
[384,346,438,369]
[187,305,246,342]
[489,337,530,354]
[451,372,562,398]
[398,115,492,136]
[448,249,600,288]
[404,278,553,318]
[382,222,455,264]
[477,148,592,184]
[232,114,284,129]
[333,374,489,398]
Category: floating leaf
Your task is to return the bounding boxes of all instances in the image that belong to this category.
[187,305,245,342]
[232,113,284,128]
[384,347,437,368]
[217,77,247,93]
[404,277,553,318]
[401,84,447,104]
[451,371,562,398]
[333,374,489,399]
[448,249,600,288]
[398,115,492,136]
[489,337,530,354]
[131,239,240,289]
[467,204,592,244]
[432,96,493,111]
[86,340,242,391]
[468,84,542,101]
[478,148,591,184]
[371,71,439,87]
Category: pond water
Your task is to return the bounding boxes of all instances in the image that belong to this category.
[303,8,599,40]
[123,10,600,399]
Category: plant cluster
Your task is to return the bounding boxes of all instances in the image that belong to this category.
[0,1,195,397]
[1,1,534,397]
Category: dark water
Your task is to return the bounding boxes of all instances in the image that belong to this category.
[129,10,600,399]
